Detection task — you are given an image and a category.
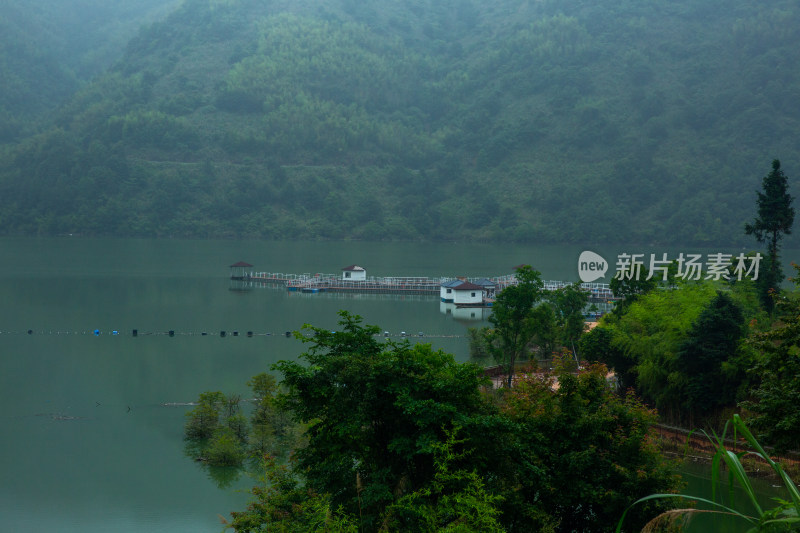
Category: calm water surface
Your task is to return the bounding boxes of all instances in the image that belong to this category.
[0,238,793,531]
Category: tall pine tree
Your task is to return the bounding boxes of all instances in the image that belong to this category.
[745,159,795,311]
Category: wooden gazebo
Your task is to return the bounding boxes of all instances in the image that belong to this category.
[229,261,253,280]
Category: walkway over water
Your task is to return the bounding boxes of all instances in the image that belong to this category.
[231,271,618,301]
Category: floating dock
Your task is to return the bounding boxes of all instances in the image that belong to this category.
[230,271,618,302]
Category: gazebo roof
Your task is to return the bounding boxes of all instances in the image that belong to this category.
[230,261,253,268]
[341,264,365,271]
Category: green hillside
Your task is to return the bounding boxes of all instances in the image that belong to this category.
[1,0,798,244]
[0,0,180,140]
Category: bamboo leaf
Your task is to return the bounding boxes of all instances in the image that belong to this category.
[616,493,757,533]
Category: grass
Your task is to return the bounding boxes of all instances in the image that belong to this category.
[617,414,800,532]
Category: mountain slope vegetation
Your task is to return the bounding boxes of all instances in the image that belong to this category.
[0,0,180,140]
[1,0,798,244]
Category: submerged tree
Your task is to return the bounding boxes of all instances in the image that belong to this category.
[745,159,795,311]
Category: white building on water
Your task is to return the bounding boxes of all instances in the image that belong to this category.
[440,279,486,306]
[341,264,367,281]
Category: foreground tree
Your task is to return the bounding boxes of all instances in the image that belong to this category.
[499,361,681,532]
[742,263,800,453]
[609,266,657,315]
[487,265,544,386]
[675,291,746,425]
[598,283,718,422]
[547,282,590,359]
[272,311,500,529]
[225,312,686,532]
[379,428,507,533]
[745,159,795,311]
[227,456,358,533]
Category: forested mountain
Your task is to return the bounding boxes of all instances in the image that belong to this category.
[1,0,798,244]
[0,0,180,140]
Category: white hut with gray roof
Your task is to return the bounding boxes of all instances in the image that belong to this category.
[341,264,366,281]
[440,279,485,305]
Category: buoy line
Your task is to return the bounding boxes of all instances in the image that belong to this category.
[0,329,464,339]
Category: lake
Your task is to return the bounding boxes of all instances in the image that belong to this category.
[0,237,793,531]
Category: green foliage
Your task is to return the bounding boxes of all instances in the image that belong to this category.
[609,269,657,314]
[579,326,634,389]
[617,414,800,533]
[184,378,301,469]
[599,283,724,423]
[547,282,590,354]
[487,266,545,387]
[466,326,493,365]
[500,363,681,533]
[676,291,746,422]
[742,264,800,453]
[184,391,248,467]
[205,426,246,467]
[746,160,796,311]
[381,427,506,533]
[221,311,686,532]
[0,0,179,131]
[247,372,304,457]
[272,311,497,529]
[227,456,358,533]
[185,390,225,440]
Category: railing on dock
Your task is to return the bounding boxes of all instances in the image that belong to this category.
[232,271,618,300]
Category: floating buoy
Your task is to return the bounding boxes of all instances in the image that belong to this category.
[132,329,138,337]
[168,330,175,337]
[220,331,226,337]
[232,331,239,337]
[94,330,100,336]
[247,331,253,337]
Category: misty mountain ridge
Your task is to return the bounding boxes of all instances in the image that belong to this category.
[0,0,798,246]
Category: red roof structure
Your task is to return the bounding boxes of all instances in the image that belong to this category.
[230,261,254,268]
[452,281,484,291]
[341,264,365,271]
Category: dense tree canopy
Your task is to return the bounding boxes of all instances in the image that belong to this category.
[588,281,758,426]
[675,291,746,422]
[224,311,681,532]
[499,362,680,533]
[272,311,500,529]
[742,264,800,452]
